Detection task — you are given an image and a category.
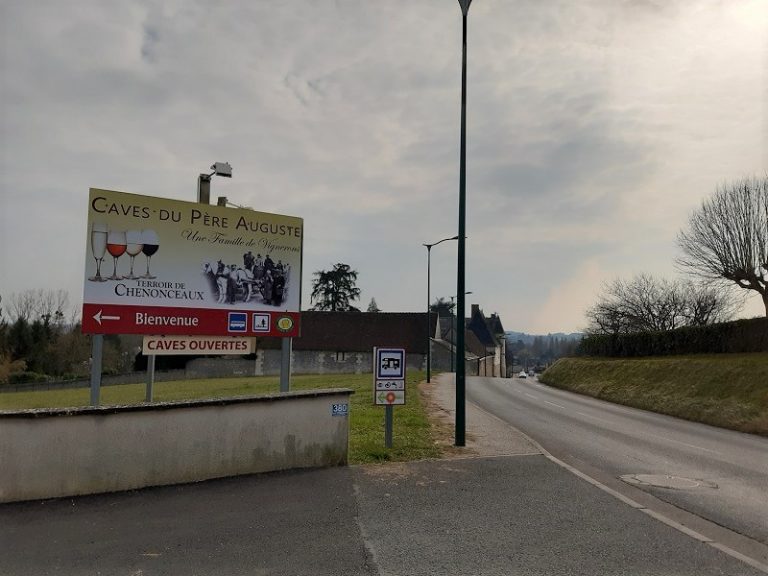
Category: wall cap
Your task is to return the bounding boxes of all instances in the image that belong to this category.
[0,388,354,419]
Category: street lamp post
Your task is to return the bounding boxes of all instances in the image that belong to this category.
[455,0,472,446]
[424,235,459,382]
[449,291,472,373]
[197,162,233,204]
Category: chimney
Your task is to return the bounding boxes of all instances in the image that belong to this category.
[471,304,480,317]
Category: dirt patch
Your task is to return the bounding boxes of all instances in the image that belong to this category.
[418,378,479,459]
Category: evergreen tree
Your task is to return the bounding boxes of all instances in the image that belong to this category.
[310,263,361,311]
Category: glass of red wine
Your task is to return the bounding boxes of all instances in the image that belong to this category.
[106,230,127,280]
[141,229,159,279]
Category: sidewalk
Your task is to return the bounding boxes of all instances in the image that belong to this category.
[421,372,540,458]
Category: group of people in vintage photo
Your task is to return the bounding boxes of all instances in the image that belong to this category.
[203,251,291,306]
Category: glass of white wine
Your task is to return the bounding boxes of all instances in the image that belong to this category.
[89,222,108,282]
[141,229,159,279]
[125,230,144,279]
[106,230,127,280]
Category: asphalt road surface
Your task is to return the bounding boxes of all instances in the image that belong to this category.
[2,457,765,576]
[467,376,768,547]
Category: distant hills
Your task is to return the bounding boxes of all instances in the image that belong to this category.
[504,331,583,345]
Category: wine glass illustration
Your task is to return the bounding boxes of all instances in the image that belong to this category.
[89,222,108,282]
[125,230,144,280]
[141,229,159,279]
[106,230,127,280]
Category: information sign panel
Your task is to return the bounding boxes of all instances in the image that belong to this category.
[375,348,406,379]
[142,335,255,355]
[375,380,406,391]
[375,390,406,405]
[373,347,406,406]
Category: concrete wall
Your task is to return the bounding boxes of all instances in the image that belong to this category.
[0,389,352,503]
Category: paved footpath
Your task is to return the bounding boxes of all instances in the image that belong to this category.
[1,375,765,576]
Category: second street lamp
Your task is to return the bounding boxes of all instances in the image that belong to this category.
[424,235,459,383]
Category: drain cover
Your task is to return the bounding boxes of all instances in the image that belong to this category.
[620,474,718,490]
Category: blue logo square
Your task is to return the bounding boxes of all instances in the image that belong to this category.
[228,312,247,333]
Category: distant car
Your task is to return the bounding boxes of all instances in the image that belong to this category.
[518,371,527,378]
[528,370,536,377]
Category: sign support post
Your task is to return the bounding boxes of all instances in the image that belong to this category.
[89,334,103,406]
[280,337,292,392]
[384,405,393,448]
[145,354,155,402]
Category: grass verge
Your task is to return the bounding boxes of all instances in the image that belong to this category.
[540,354,768,436]
[0,372,442,465]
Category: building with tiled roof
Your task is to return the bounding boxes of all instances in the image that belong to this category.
[185,307,506,378]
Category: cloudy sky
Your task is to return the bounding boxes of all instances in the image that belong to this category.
[1,0,766,334]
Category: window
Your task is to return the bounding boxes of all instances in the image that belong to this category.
[335,351,346,362]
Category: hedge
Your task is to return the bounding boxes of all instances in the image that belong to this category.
[578,317,768,357]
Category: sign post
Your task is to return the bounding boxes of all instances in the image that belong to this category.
[89,334,103,406]
[374,347,406,448]
[280,337,292,392]
[145,354,155,402]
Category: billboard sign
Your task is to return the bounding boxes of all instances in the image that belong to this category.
[82,188,302,336]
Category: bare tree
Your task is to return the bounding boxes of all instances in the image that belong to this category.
[683,282,741,326]
[677,176,768,315]
[6,289,72,323]
[7,291,36,322]
[585,274,736,335]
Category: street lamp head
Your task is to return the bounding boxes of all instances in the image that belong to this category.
[451,291,472,300]
[210,162,232,178]
[425,235,461,249]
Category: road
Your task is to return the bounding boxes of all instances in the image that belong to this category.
[3,457,765,575]
[468,375,768,547]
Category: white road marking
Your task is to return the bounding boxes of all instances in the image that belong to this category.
[576,411,613,425]
[525,393,538,400]
[544,400,566,409]
[565,411,720,455]
[641,432,722,455]
[519,386,722,456]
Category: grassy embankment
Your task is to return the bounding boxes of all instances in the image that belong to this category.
[540,354,768,436]
[0,372,441,465]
